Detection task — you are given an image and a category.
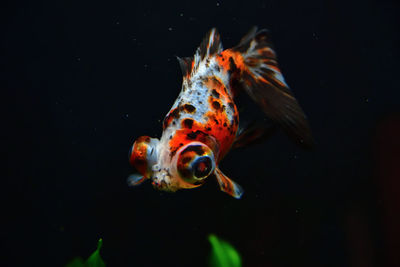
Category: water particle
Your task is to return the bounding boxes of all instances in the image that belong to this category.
[216,2,220,6]
[168,27,173,31]
[180,13,184,17]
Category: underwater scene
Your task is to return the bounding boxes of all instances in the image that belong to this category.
[3,0,399,266]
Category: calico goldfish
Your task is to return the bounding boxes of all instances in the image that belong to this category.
[128,27,313,199]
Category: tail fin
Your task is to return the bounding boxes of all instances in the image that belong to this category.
[233,27,314,148]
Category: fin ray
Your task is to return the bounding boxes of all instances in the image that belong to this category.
[214,168,243,199]
[177,56,193,78]
[192,28,223,75]
[233,28,314,148]
[127,173,147,187]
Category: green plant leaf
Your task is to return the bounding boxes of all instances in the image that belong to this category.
[66,238,106,267]
[208,234,241,267]
[65,258,85,267]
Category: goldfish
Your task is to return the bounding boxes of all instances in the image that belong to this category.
[128,27,313,199]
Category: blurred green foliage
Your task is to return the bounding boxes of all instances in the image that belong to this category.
[65,235,241,267]
[66,238,105,267]
[208,234,242,267]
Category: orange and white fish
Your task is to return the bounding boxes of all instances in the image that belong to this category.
[128,27,313,199]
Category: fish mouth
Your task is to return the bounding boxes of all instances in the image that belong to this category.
[151,170,179,192]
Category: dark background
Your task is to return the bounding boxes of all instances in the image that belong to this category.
[2,0,400,266]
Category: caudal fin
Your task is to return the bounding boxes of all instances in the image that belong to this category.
[232,27,314,148]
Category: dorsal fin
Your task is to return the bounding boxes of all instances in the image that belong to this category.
[192,28,223,75]
[177,56,193,77]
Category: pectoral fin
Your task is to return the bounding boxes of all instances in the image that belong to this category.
[214,168,243,199]
[127,173,147,187]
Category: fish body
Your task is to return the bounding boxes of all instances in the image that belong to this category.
[128,27,313,198]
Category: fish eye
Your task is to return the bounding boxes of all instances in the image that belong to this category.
[129,136,159,177]
[176,142,215,185]
[193,157,213,179]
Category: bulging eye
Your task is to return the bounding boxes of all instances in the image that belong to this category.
[129,136,159,177]
[176,142,215,186]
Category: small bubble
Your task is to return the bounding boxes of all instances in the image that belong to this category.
[365,98,370,103]
[116,21,120,25]
[216,2,220,6]
[180,13,184,17]
[125,113,129,118]
[168,27,173,31]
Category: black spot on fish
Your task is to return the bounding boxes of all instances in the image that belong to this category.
[214,119,219,125]
[187,130,203,140]
[223,122,227,127]
[228,102,235,110]
[171,108,180,118]
[182,145,204,155]
[212,101,221,110]
[212,89,220,98]
[170,143,185,158]
[163,108,180,128]
[182,118,194,129]
[206,127,211,131]
[183,104,196,113]
[229,57,237,74]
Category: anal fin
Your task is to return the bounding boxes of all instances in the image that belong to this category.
[214,168,243,199]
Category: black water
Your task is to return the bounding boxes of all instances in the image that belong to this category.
[3,0,399,266]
